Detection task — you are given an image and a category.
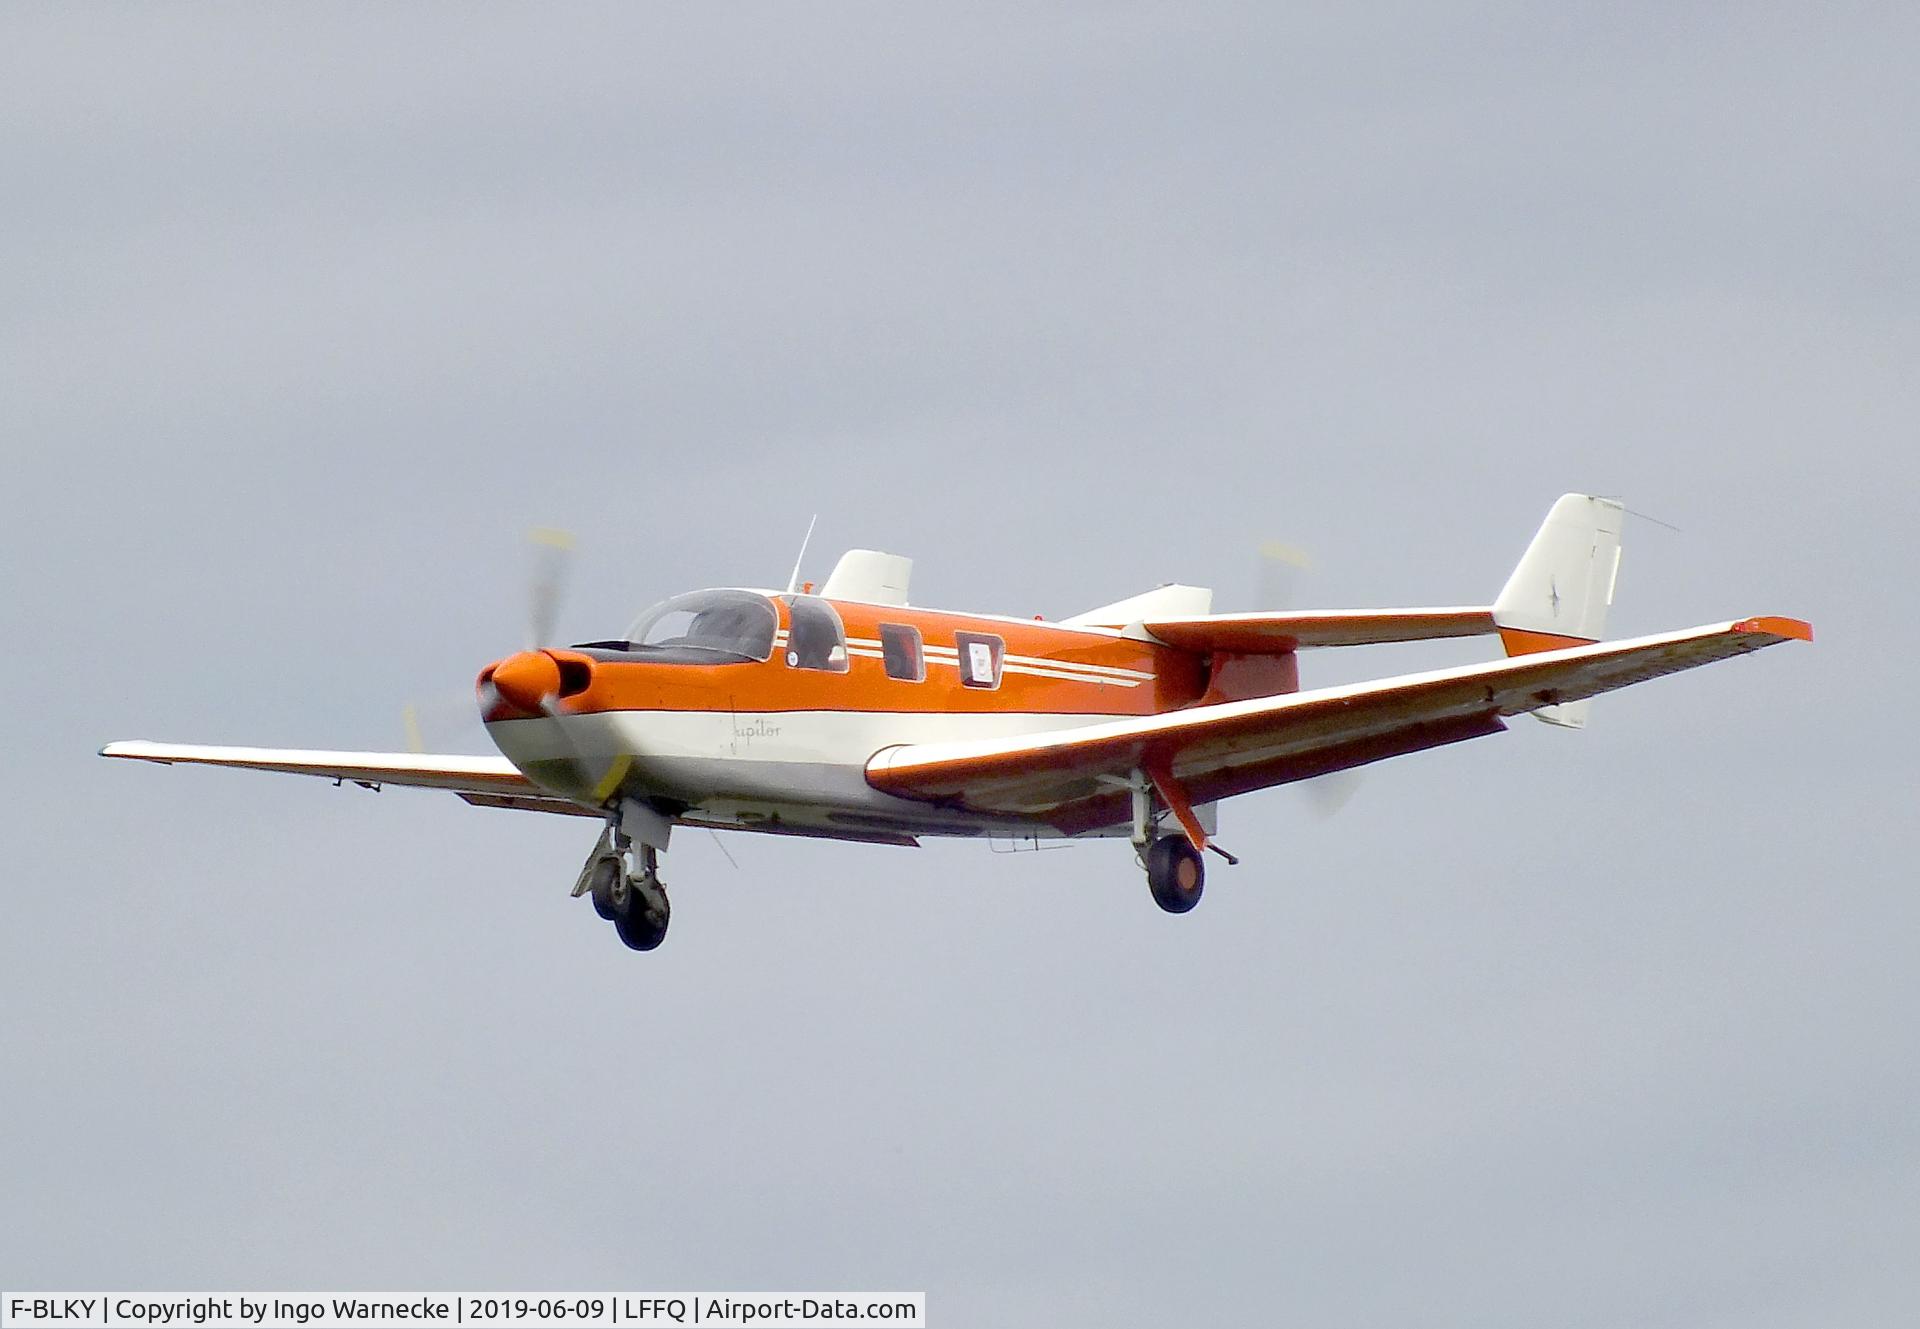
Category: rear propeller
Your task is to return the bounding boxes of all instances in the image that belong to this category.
[1251,537,1364,818]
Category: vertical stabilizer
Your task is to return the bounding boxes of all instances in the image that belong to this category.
[1493,494,1625,728]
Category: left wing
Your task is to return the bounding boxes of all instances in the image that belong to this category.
[867,616,1811,833]
[99,741,595,817]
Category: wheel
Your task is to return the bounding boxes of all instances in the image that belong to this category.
[588,857,623,920]
[613,886,670,951]
[1146,836,1205,914]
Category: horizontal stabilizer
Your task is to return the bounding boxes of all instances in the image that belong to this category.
[1144,607,1497,653]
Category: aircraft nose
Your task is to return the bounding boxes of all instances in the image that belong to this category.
[487,649,563,713]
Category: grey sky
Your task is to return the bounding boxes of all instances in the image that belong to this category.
[3,5,1913,1325]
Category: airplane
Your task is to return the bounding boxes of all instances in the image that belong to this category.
[101,494,1810,953]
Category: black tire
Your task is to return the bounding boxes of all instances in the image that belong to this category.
[589,858,622,920]
[614,891,670,951]
[1146,836,1205,914]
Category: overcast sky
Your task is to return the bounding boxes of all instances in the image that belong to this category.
[3,5,1913,1325]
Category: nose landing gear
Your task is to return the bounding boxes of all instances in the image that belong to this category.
[613,861,670,952]
[574,821,672,951]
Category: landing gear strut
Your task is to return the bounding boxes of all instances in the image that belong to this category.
[1123,764,1230,915]
[573,818,672,951]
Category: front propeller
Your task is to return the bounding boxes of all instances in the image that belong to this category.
[472,530,626,804]
[526,526,575,650]
[478,648,596,719]
[488,649,564,713]
[472,526,583,720]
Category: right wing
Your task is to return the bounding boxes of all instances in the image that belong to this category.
[99,740,596,817]
[867,616,1812,833]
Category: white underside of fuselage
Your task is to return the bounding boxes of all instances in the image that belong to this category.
[484,709,1135,840]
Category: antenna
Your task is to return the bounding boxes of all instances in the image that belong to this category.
[785,514,818,594]
[1625,505,1683,534]
[1596,495,1683,534]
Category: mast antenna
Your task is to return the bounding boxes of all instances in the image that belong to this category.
[785,514,819,594]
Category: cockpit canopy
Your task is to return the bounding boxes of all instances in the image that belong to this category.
[594,589,778,663]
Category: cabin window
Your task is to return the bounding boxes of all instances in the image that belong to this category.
[954,631,1004,689]
[879,623,924,682]
[784,596,849,672]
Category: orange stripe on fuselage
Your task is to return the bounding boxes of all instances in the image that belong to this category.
[537,600,1210,719]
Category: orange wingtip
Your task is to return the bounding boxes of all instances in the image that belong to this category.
[1733,616,1813,642]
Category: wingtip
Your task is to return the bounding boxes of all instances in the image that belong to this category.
[1732,616,1813,643]
[100,740,163,761]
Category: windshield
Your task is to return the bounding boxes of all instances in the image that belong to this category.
[620,590,777,662]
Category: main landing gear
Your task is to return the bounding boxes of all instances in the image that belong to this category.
[574,817,671,951]
[1121,765,1236,915]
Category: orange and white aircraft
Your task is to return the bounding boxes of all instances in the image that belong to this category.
[103,495,1810,952]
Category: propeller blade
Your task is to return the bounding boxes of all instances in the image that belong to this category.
[408,691,492,753]
[1253,536,1366,818]
[1301,769,1362,819]
[527,526,577,648]
[1254,539,1314,610]
[538,693,632,804]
